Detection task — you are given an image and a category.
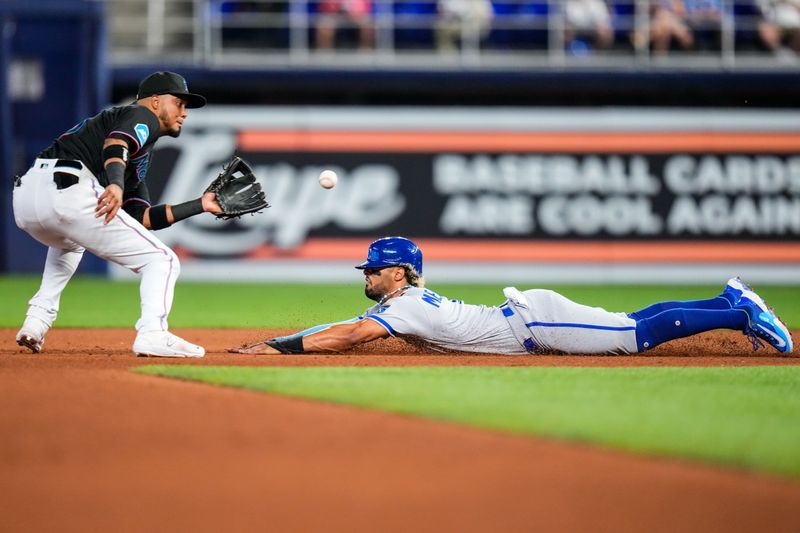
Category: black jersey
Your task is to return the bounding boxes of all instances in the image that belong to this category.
[40,105,161,189]
[39,105,162,223]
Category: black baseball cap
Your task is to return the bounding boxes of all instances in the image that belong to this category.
[136,71,206,109]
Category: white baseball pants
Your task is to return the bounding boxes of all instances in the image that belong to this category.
[504,288,639,354]
[12,158,180,334]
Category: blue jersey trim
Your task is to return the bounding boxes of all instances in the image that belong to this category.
[525,321,636,332]
[367,315,396,336]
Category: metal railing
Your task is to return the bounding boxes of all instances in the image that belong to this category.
[105,0,798,70]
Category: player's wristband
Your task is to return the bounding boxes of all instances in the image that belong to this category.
[102,143,129,164]
[266,336,305,354]
[148,204,170,230]
[104,161,125,190]
[171,198,204,223]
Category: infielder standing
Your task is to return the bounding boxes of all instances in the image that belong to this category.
[14,71,221,357]
[233,237,794,356]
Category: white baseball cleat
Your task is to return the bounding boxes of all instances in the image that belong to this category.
[15,316,50,353]
[133,331,205,358]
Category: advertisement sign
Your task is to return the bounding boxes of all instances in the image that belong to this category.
[115,107,800,283]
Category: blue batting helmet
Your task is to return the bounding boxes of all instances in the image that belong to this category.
[355,237,423,275]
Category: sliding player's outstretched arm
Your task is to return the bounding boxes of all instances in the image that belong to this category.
[230,316,389,354]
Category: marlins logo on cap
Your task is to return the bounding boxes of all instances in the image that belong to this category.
[137,71,206,109]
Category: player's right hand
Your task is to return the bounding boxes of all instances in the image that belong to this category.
[96,184,123,225]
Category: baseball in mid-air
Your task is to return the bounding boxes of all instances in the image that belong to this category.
[318,169,338,189]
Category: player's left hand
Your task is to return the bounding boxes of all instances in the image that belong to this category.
[228,340,280,354]
[96,184,123,224]
[204,157,269,219]
[202,191,223,215]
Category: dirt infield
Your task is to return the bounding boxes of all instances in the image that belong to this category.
[1,328,799,533]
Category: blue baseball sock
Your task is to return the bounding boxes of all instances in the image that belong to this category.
[632,295,731,319]
[629,297,748,352]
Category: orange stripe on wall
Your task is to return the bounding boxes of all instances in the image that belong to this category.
[237,239,800,263]
[237,131,800,153]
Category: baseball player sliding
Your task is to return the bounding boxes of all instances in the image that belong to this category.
[14,72,222,357]
[233,236,794,356]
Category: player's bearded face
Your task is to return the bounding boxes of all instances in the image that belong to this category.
[363,267,393,302]
[158,96,187,138]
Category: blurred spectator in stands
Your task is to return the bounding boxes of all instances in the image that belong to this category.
[315,0,375,50]
[756,0,800,54]
[648,1,694,53]
[435,0,494,53]
[648,0,723,54]
[564,0,614,55]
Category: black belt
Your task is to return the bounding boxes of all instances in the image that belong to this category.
[37,159,82,170]
[52,159,82,190]
[54,159,82,170]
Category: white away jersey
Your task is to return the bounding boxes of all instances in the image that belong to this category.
[363,287,524,354]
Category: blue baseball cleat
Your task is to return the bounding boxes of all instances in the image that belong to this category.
[725,277,794,354]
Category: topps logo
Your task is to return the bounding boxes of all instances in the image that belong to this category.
[154,132,405,256]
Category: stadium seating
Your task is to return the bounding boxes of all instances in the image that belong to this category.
[207,0,783,60]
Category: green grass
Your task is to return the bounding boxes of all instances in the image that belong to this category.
[2,276,799,328]
[137,365,800,478]
[5,272,799,477]
[0,276,367,328]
